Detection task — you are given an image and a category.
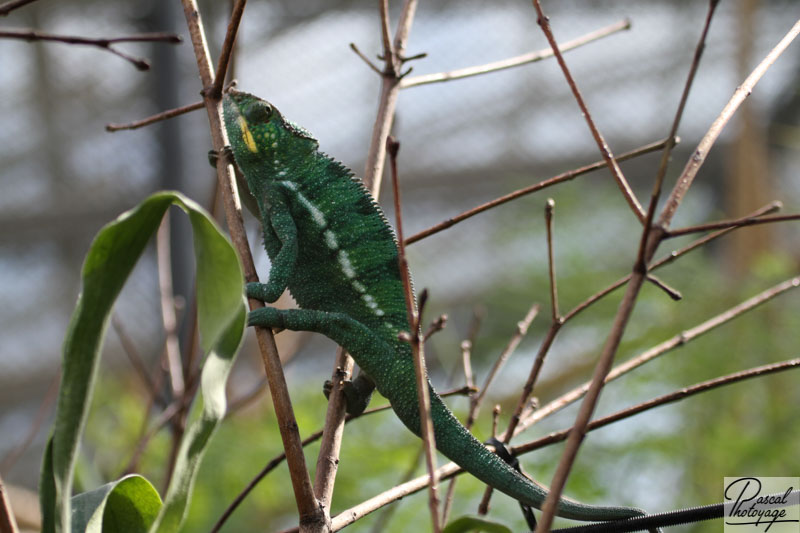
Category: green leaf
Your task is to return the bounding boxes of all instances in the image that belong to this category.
[39,192,245,533]
[442,515,513,533]
[71,475,162,533]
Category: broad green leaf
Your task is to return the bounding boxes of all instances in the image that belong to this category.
[442,515,513,533]
[71,475,161,533]
[40,191,245,533]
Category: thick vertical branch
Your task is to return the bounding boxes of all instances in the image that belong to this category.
[179,1,321,528]
[315,0,419,514]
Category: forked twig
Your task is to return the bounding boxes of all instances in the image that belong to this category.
[516,275,800,434]
[537,15,800,531]
[0,29,180,70]
[530,2,645,224]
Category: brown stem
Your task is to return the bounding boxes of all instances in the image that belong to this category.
[400,19,630,89]
[405,137,672,245]
[0,29,180,70]
[179,0,320,525]
[210,0,246,96]
[530,2,645,225]
[517,275,800,434]
[314,0,419,519]
[637,0,719,266]
[666,212,800,238]
[515,356,800,456]
[388,138,441,531]
[658,19,800,229]
[106,101,205,132]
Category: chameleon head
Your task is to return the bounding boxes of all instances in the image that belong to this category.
[222,89,319,171]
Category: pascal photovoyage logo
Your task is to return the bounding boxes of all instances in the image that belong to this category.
[724,477,800,533]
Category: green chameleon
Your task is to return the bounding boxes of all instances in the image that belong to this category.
[220,88,650,524]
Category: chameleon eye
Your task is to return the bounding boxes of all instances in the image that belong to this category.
[246,102,273,123]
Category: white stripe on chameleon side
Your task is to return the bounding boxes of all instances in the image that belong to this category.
[279,181,388,318]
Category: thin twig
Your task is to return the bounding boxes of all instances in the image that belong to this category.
[658,18,800,229]
[106,101,205,131]
[405,137,672,245]
[121,400,183,476]
[210,0,246,95]
[515,356,800,456]
[180,0,319,524]
[637,0,719,266]
[361,0,419,195]
[666,212,800,238]
[349,43,382,75]
[545,199,560,321]
[645,274,682,301]
[516,275,800,434]
[563,201,782,323]
[0,0,39,16]
[388,137,441,532]
[530,2,646,225]
[468,303,540,428]
[0,29,180,70]
[536,18,800,532]
[400,19,630,89]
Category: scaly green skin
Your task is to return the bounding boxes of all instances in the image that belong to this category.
[221,89,649,523]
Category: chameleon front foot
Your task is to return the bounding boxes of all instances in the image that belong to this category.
[246,281,284,304]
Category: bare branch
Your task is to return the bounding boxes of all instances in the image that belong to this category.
[210,0,247,96]
[388,137,442,531]
[515,356,800,456]
[517,275,800,434]
[405,137,673,245]
[401,19,630,89]
[637,0,719,266]
[0,28,180,70]
[530,3,646,226]
[106,101,205,132]
[658,18,800,228]
[667,212,800,238]
[349,42,382,75]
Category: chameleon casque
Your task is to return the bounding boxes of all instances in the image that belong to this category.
[221,88,650,523]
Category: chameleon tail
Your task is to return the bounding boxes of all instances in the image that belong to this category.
[389,384,648,523]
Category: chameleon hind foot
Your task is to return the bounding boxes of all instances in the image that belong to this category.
[323,371,375,416]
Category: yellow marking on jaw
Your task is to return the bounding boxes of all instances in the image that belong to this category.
[237,116,258,153]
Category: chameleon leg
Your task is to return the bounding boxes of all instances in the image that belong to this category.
[254,189,299,303]
[247,307,396,385]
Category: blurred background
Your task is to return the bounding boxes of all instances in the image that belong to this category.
[1,0,799,531]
